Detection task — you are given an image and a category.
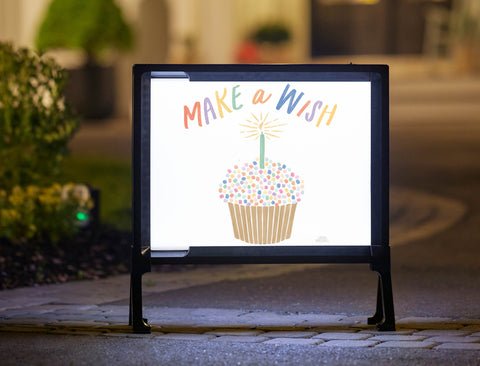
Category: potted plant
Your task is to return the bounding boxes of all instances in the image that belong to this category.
[251,22,292,63]
[36,0,133,119]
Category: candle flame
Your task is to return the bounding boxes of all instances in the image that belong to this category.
[240,112,284,140]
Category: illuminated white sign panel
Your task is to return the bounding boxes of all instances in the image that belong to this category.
[150,79,371,250]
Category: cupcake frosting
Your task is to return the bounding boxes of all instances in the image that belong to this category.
[219,158,304,206]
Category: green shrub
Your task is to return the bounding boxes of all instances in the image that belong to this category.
[36,0,133,64]
[0,183,93,244]
[252,23,291,44]
[0,43,85,244]
[0,42,79,189]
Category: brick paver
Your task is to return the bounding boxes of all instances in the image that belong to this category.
[413,329,472,336]
[156,333,216,341]
[463,326,480,332]
[435,343,480,350]
[125,333,156,339]
[264,338,323,346]
[358,329,417,335]
[212,336,269,343]
[2,304,480,350]
[205,329,264,337]
[262,331,318,338]
[320,340,379,348]
[313,332,372,340]
[397,318,460,330]
[375,341,437,349]
[368,335,428,342]
[428,336,480,343]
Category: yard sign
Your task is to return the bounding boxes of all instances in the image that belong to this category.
[130,64,394,333]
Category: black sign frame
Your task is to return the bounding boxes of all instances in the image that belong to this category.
[130,64,394,333]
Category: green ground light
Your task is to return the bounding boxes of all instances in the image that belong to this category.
[76,212,89,221]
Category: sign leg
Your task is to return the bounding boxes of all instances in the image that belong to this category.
[129,243,151,333]
[368,277,384,325]
[376,269,395,331]
[368,268,396,331]
[130,270,151,333]
[369,245,396,331]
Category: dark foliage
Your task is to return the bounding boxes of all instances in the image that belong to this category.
[0,226,130,290]
[0,226,197,290]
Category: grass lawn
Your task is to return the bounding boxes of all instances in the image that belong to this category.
[60,155,132,230]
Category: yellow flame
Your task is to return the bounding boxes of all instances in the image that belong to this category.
[240,112,283,140]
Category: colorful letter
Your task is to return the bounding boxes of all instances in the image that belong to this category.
[305,101,323,122]
[184,102,202,129]
[276,84,304,114]
[252,89,272,104]
[316,104,338,126]
[232,85,243,110]
[204,97,217,125]
[296,100,311,117]
[215,88,233,118]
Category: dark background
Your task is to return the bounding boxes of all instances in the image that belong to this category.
[311,0,453,56]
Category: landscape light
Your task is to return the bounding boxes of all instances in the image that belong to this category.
[76,211,89,222]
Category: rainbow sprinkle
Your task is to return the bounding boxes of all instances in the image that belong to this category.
[218,158,304,206]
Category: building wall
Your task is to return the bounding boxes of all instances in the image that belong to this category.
[0,0,50,47]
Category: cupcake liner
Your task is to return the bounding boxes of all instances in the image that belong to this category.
[228,203,297,244]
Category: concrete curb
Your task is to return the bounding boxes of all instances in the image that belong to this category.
[1,306,479,350]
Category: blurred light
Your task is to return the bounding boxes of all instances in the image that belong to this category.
[76,211,89,222]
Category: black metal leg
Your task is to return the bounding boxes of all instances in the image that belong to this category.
[369,245,396,331]
[129,278,133,326]
[130,270,151,333]
[368,277,384,325]
[376,269,395,331]
[368,269,395,331]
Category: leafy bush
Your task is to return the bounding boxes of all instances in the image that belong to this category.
[0,183,93,244]
[36,0,133,64]
[0,42,79,189]
[0,43,87,244]
[252,23,291,44]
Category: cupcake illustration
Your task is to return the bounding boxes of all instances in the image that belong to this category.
[218,113,304,244]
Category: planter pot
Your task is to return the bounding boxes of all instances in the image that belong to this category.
[65,64,115,119]
[258,43,292,63]
[453,43,480,74]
